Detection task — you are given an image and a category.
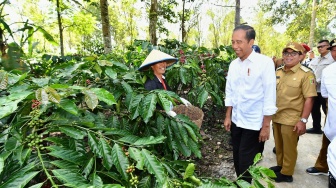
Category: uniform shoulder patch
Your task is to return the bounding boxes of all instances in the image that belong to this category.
[300,65,311,72]
[308,75,315,85]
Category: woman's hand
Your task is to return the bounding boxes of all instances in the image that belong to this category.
[166,111,177,117]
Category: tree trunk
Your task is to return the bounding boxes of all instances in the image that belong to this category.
[308,0,317,48]
[196,15,202,46]
[149,0,158,45]
[0,28,7,58]
[213,25,218,48]
[56,0,64,56]
[181,0,186,42]
[234,0,240,27]
[100,0,112,54]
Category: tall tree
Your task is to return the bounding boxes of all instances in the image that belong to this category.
[56,0,65,56]
[20,0,96,55]
[234,0,240,27]
[186,16,202,46]
[142,0,178,45]
[112,0,140,48]
[181,0,186,42]
[100,0,112,53]
[179,0,203,43]
[207,9,220,48]
[0,0,9,58]
[259,0,336,46]
[149,0,158,45]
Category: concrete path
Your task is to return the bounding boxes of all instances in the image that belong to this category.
[258,113,329,188]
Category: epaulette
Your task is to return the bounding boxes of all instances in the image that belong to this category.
[276,65,284,71]
[300,65,311,72]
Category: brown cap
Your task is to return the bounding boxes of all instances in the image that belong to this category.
[282,42,305,54]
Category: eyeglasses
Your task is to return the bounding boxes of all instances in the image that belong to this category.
[283,52,300,57]
[317,45,329,49]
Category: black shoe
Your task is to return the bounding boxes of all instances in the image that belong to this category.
[273,147,276,154]
[306,128,323,134]
[273,172,293,183]
[269,166,282,172]
[306,167,328,176]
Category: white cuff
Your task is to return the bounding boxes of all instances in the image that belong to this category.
[166,111,177,117]
[180,97,191,106]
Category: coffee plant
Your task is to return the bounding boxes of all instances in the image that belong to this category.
[0,42,275,187]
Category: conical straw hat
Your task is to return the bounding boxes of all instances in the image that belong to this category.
[138,49,178,71]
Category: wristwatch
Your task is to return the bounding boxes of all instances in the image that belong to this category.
[300,118,308,123]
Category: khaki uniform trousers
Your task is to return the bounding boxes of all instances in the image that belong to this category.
[273,122,299,176]
[315,107,329,172]
[314,133,330,172]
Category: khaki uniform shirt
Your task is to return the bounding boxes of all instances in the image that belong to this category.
[273,63,317,126]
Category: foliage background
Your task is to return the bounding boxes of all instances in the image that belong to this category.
[0,0,335,187]
[1,0,335,60]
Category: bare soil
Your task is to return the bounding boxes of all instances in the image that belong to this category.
[194,105,236,180]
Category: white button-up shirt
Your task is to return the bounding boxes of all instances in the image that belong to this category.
[308,52,334,92]
[321,62,336,141]
[225,51,277,130]
[328,138,336,177]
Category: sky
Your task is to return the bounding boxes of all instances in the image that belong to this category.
[240,0,260,22]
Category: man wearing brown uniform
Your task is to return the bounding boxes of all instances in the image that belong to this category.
[270,42,317,182]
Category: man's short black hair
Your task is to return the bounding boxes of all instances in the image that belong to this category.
[318,39,330,44]
[233,25,256,41]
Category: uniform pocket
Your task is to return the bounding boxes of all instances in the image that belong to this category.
[285,81,301,97]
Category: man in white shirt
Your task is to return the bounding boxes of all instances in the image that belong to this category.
[328,138,336,188]
[224,25,277,183]
[307,40,334,134]
[321,39,336,144]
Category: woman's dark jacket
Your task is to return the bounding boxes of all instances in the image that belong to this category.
[144,76,171,91]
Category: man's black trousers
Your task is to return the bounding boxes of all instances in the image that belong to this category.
[231,122,262,183]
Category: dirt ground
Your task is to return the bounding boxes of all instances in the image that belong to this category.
[194,105,329,187]
[194,105,237,180]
